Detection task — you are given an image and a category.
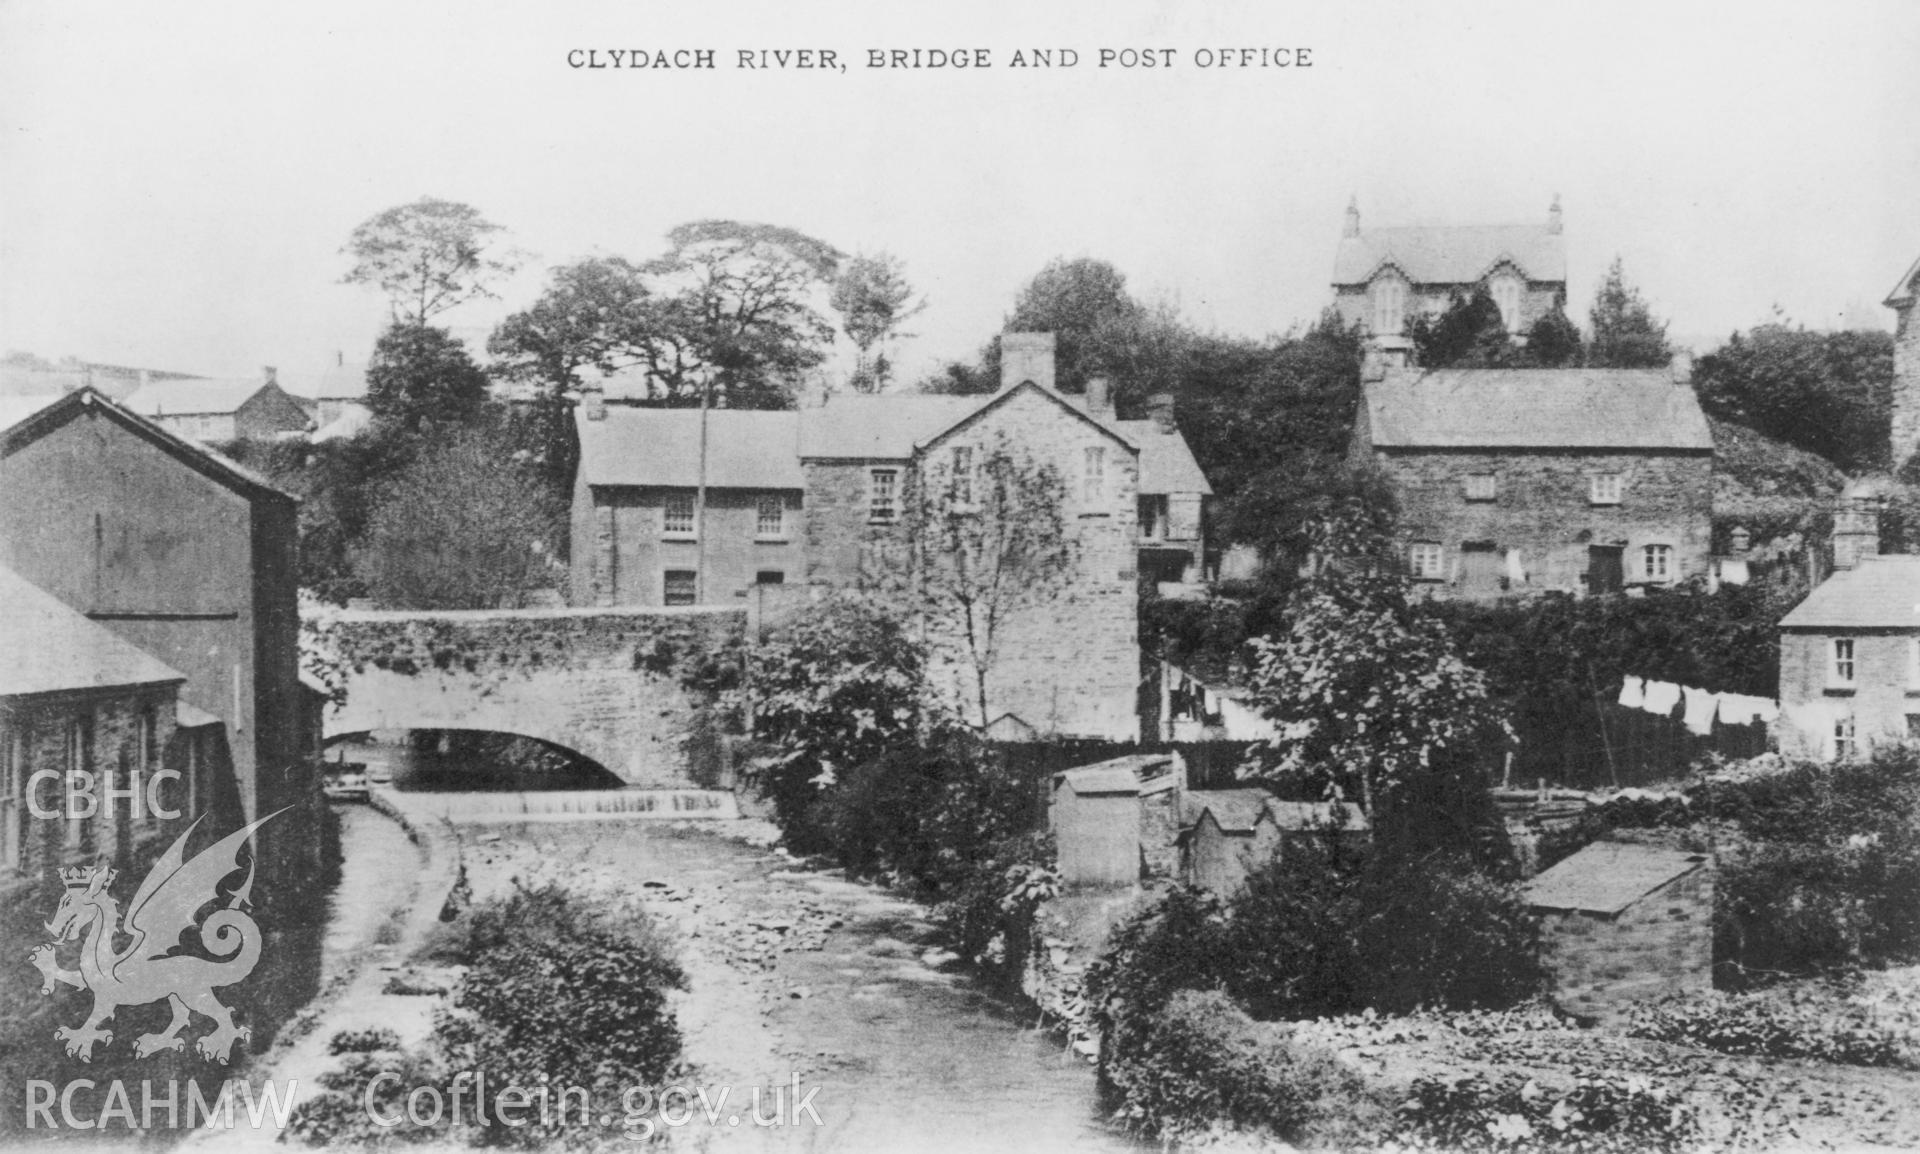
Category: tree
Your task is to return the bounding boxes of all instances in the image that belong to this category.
[1587,257,1672,368]
[1002,257,1145,392]
[830,252,925,393]
[1408,286,1516,369]
[364,322,491,433]
[353,423,564,609]
[1523,306,1584,367]
[341,197,523,325]
[1693,318,1894,474]
[1241,509,1510,851]
[906,436,1075,729]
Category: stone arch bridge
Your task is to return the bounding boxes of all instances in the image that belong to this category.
[312,605,745,788]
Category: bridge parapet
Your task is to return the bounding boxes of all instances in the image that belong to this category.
[312,605,746,788]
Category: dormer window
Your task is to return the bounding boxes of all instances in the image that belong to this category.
[1372,277,1406,336]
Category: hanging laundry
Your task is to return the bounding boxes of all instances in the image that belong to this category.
[1682,686,1717,735]
[1641,680,1681,716]
[1617,676,1645,708]
[1505,550,1527,585]
[1716,693,1778,727]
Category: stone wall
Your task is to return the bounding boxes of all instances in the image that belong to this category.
[321,606,746,788]
[580,486,803,607]
[1537,864,1713,1020]
[800,461,910,587]
[1374,447,1713,599]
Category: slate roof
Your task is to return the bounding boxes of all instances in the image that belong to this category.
[0,394,60,434]
[797,394,982,459]
[1358,368,1712,451]
[1113,420,1213,495]
[1887,254,1920,309]
[0,564,186,697]
[575,407,805,489]
[315,362,370,400]
[1,388,296,504]
[1779,555,1920,631]
[1334,223,1566,288]
[123,378,274,417]
[0,365,88,398]
[1526,842,1707,915]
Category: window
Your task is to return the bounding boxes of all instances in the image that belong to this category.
[1491,276,1522,332]
[1907,714,1920,741]
[1083,446,1106,503]
[1909,637,1920,690]
[1463,473,1497,502]
[868,469,899,523]
[63,715,92,852]
[755,494,785,539]
[1589,474,1624,505]
[1,724,21,870]
[663,570,698,606]
[1642,544,1673,582]
[950,446,974,506]
[662,492,696,537]
[755,570,784,585]
[1834,713,1858,761]
[1832,638,1857,686]
[1139,495,1167,540]
[1409,542,1445,580]
[135,706,157,828]
[1372,278,1406,336]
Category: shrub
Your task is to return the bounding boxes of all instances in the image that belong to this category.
[289,1048,444,1146]
[328,1026,403,1054]
[1625,993,1913,1068]
[1389,1070,1700,1152]
[1098,989,1385,1146]
[432,882,685,1145]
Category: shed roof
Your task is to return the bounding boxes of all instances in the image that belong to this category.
[1334,223,1566,288]
[1054,753,1178,797]
[1526,842,1707,915]
[1359,368,1712,451]
[1779,555,1920,631]
[0,565,186,697]
[1186,788,1272,832]
[575,407,805,489]
[123,378,274,417]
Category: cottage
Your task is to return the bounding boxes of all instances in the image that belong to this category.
[1332,197,1568,367]
[1350,363,1713,599]
[1180,790,1368,896]
[1527,840,1713,1018]
[123,369,314,442]
[0,388,310,826]
[1050,754,1181,887]
[1777,553,1920,760]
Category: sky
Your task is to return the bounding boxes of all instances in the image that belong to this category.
[2,0,1916,392]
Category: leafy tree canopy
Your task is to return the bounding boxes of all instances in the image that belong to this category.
[1409,285,1517,369]
[341,197,523,325]
[1000,257,1146,393]
[365,322,490,433]
[1587,257,1672,368]
[830,252,925,393]
[1693,317,1893,474]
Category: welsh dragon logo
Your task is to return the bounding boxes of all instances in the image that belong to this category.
[26,811,282,1065]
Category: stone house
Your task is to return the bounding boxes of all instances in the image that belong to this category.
[1527,840,1713,1019]
[570,333,1211,740]
[1350,363,1714,599]
[122,369,313,442]
[1888,253,1920,469]
[0,564,234,887]
[0,388,311,827]
[1332,197,1568,367]
[1049,753,1182,887]
[1180,791,1369,896]
[1777,553,1920,760]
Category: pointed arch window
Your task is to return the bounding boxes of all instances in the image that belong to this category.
[1371,277,1406,336]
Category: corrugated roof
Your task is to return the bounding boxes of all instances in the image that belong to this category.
[1359,368,1712,451]
[1334,223,1566,288]
[575,407,805,489]
[0,565,186,697]
[1779,556,1920,630]
[123,378,272,417]
[1114,420,1212,495]
[1526,842,1706,915]
[798,394,982,459]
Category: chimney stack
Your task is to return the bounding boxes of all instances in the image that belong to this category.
[1000,332,1057,393]
[1729,525,1751,557]
[263,365,278,386]
[1361,348,1389,383]
[581,382,607,422]
[1547,193,1563,236]
[1147,393,1177,433]
[1832,482,1883,570]
[336,350,345,368]
[1085,376,1113,416]
[1343,195,1360,239]
[1669,352,1693,385]
[137,369,151,389]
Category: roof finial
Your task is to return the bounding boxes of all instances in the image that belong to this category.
[1343,195,1361,238]
[1547,193,1563,235]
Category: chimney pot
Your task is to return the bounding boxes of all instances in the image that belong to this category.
[1086,376,1113,416]
[263,365,278,386]
[337,350,344,367]
[1669,352,1693,385]
[1147,393,1177,433]
[1547,193,1563,236]
[582,383,607,422]
[1343,195,1360,239]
